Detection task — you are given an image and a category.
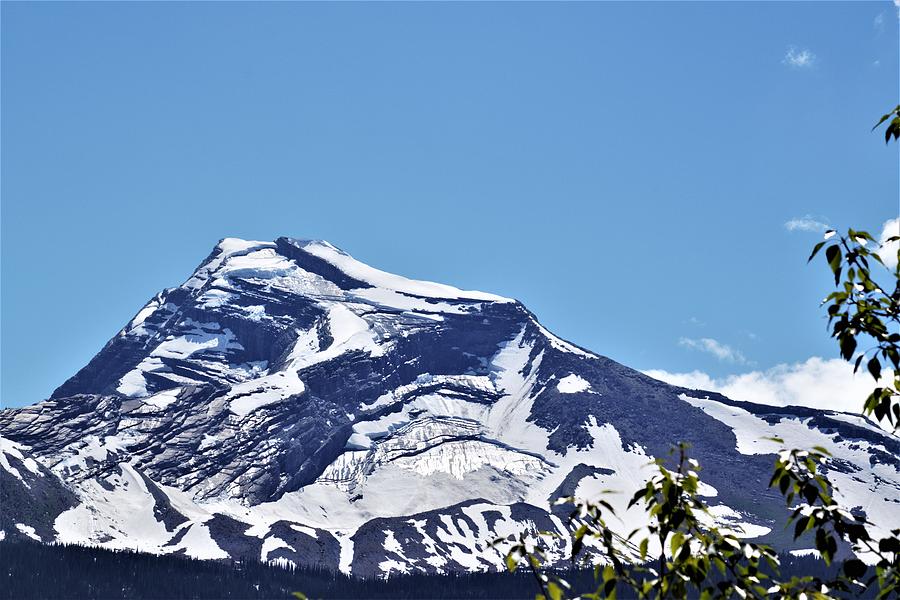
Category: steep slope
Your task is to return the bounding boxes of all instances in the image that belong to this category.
[1,436,78,543]
[1,237,898,576]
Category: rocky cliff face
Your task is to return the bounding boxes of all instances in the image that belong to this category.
[2,237,898,575]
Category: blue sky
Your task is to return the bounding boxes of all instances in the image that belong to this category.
[2,2,898,408]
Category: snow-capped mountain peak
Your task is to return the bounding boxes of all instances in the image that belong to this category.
[2,237,897,576]
[185,236,511,304]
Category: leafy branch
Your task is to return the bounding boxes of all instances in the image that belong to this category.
[808,227,900,428]
[874,105,900,144]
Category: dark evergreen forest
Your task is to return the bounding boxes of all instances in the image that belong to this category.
[1,540,849,600]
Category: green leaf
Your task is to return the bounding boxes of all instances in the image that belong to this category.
[843,558,867,579]
[571,535,584,560]
[506,553,519,573]
[887,118,900,143]
[808,241,827,263]
[815,529,836,565]
[825,244,843,284]
[802,484,818,504]
[866,357,882,380]
[873,105,900,130]
[547,581,563,600]
[670,531,685,556]
[794,516,810,539]
[840,335,858,361]
[779,475,790,495]
[879,536,900,553]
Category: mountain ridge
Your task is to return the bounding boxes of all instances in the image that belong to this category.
[2,237,897,576]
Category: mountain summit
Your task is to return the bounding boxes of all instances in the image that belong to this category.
[2,238,898,575]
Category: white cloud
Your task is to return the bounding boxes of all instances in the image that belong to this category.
[678,337,748,365]
[643,356,889,420]
[785,215,829,232]
[874,12,885,31]
[783,46,816,69]
[877,216,899,270]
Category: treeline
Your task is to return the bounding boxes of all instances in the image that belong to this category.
[3,540,552,600]
[1,539,851,600]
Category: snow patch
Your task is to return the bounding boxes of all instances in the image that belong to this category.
[351,287,473,315]
[534,321,595,359]
[15,523,40,541]
[54,435,134,476]
[175,523,230,560]
[286,305,385,371]
[142,388,182,409]
[679,394,900,539]
[295,240,511,303]
[261,536,291,561]
[556,374,593,394]
[1,437,43,486]
[227,370,306,417]
[486,328,548,451]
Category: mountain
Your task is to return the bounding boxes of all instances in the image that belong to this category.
[1,237,898,576]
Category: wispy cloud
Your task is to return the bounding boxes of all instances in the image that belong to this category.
[784,215,829,233]
[783,46,816,69]
[878,217,899,270]
[874,12,885,32]
[643,357,892,429]
[678,337,748,365]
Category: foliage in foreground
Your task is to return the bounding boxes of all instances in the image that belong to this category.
[500,440,898,600]
[497,114,900,599]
